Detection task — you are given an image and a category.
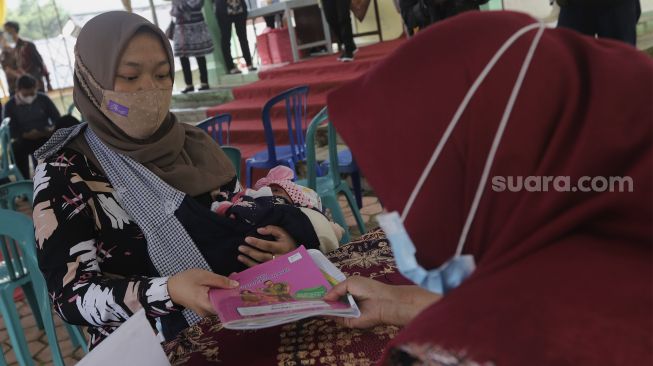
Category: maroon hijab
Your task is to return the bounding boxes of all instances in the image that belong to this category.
[328,11,652,365]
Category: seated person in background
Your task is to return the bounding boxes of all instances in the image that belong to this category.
[212,165,344,255]
[4,74,59,178]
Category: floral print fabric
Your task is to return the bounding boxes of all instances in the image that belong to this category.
[33,148,180,348]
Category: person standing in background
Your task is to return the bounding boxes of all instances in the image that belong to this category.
[3,75,59,178]
[556,0,641,46]
[3,21,52,92]
[0,33,20,96]
[215,0,256,74]
[322,0,357,62]
[171,0,214,93]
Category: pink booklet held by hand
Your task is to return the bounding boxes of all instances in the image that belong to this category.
[209,246,360,329]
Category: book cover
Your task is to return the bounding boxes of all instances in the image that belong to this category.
[209,246,359,329]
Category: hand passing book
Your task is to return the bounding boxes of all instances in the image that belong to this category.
[209,246,360,329]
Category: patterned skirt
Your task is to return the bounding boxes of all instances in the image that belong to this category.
[173,14,214,58]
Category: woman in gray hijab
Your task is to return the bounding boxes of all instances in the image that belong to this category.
[33,11,298,347]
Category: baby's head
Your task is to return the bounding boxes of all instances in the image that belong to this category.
[255,166,322,211]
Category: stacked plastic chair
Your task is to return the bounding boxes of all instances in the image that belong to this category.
[245,86,309,187]
[197,113,242,180]
[319,149,363,209]
[0,181,87,366]
[0,118,24,184]
[296,107,366,243]
[196,113,232,146]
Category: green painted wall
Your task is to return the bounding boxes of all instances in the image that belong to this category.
[202,0,228,85]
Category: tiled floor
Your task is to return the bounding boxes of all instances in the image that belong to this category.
[1,190,383,366]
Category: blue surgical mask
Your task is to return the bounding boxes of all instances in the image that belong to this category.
[378,21,546,295]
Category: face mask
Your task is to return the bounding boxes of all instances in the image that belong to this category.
[74,56,173,140]
[4,34,14,44]
[101,87,172,140]
[19,93,36,104]
[378,21,546,295]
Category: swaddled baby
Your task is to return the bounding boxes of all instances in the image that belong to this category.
[211,165,345,254]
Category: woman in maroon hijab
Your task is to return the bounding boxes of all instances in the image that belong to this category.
[324,10,652,366]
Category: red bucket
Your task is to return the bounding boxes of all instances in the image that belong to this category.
[268,28,293,64]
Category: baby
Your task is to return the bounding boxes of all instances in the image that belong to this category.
[211,166,344,253]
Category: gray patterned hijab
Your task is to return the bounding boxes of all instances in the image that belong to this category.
[68,11,234,197]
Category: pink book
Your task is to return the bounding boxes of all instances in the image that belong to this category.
[209,246,360,329]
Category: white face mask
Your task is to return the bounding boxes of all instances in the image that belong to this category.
[4,34,14,44]
[19,93,36,104]
[378,21,546,295]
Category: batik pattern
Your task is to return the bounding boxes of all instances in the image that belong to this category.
[33,148,181,348]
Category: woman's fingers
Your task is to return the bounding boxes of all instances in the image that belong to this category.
[237,254,261,268]
[244,236,276,253]
[256,225,288,240]
[241,226,297,264]
[199,271,239,289]
[168,269,239,317]
[323,279,352,301]
[238,245,274,262]
[324,276,374,301]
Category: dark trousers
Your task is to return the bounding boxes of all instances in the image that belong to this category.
[322,0,356,52]
[216,11,253,70]
[180,56,208,86]
[264,15,276,28]
[557,0,641,46]
[13,137,49,179]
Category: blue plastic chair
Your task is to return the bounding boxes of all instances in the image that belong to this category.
[0,118,24,184]
[0,181,44,330]
[319,149,363,209]
[222,146,242,181]
[197,113,232,146]
[0,182,87,366]
[0,209,86,366]
[296,107,365,243]
[245,86,309,188]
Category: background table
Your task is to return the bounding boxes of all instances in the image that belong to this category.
[164,229,410,365]
[248,0,334,62]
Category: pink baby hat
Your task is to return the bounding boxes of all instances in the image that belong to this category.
[254,166,322,211]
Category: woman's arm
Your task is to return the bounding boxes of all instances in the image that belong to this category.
[33,156,181,326]
[323,276,441,328]
[34,153,239,325]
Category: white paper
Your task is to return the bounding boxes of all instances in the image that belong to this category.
[77,309,170,366]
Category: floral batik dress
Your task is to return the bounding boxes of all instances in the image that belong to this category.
[33,148,181,348]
